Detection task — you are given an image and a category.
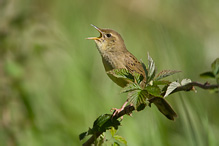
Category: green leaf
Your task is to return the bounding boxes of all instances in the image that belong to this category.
[141,61,148,80]
[107,68,134,81]
[145,85,162,97]
[132,71,144,84]
[93,114,111,131]
[110,127,117,137]
[147,53,156,79]
[79,132,88,141]
[155,70,181,81]
[211,58,219,84]
[211,58,219,76]
[153,80,171,86]
[113,135,127,146]
[128,90,147,108]
[113,142,120,146]
[120,83,141,93]
[79,114,121,141]
[93,114,120,132]
[200,71,215,78]
[164,81,180,97]
[79,128,93,141]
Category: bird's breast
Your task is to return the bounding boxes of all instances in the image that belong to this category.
[101,52,130,87]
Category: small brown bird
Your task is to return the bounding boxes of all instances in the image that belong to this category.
[87,24,177,120]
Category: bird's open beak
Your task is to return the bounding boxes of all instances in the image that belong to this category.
[86,24,103,40]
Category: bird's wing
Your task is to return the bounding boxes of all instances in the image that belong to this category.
[124,52,145,77]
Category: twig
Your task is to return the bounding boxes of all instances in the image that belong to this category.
[171,81,218,94]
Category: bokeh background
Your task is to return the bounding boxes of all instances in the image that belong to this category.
[0,0,219,145]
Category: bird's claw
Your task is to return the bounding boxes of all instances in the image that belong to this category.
[111,108,123,120]
[110,106,132,121]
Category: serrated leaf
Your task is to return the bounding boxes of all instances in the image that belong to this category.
[181,78,192,86]
[200,71,215,78]
[132,71,144,84]
[93,114,120,133]
[211,58,219,76]
[155,70,181,81]
[78,114,121,140]
[149,68,156,83]
[141,61,148,80]
[93,114,111,131]
[107,68,134,81]
[148,53,156,78]
[145,85,162,97]
[128,90,147,108]
[120,83,141,93]
[164,81,180,97]
[113,135,127,146]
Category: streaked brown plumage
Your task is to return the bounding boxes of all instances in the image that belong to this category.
[87,25,145,87]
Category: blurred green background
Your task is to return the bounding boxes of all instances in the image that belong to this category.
[0,0,219,145]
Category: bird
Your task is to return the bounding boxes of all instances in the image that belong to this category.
[87,24,177,120]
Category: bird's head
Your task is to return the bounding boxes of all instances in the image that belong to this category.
[87,24,126,54]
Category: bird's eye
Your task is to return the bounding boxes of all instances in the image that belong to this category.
[106,33,111,37]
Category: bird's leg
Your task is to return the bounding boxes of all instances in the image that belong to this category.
[111,99,132,120]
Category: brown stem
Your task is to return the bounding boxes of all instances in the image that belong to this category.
[171,82,218,94]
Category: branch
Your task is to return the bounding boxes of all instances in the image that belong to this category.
[82,82,218,145]
[171,81,219,94]
[82,105,135,146]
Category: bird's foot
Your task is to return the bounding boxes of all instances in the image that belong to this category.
[110,101,132,121]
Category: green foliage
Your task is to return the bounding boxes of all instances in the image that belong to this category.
[200,58,219,84]
[79,114,121,141]
[141,61,148,81]
[147,53,156,83]
[107,68,145,85]
[132,71,144,84]
[80,54,182,144]
[107,69,134,81]
[145,85,162,97]
[212,58,219,77]
[153,80,171,86]
[117,54,179,108]
[200,72,215,78]
[154,70,181,81]
[120,83,142,93]
[107,54,180,116]
[128,89,148,110]
[110,127,127,146]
